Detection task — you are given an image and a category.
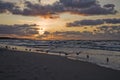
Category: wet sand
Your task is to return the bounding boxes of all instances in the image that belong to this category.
[0,49,120,80]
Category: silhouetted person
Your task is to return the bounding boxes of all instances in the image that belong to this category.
[12,48,15,50]
[59,52,61,56]
[46,50,49,53]
[15,47,17,50]
[86,55,89,59]
[65,53,68,57]
[29,49,31,51]
[76,52,81,55]
[106,57,109,63]
[76,52,81,60]
[5,46,8,49]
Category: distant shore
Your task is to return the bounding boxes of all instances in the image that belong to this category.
[0,49,120,80]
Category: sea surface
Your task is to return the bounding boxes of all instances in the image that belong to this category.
[0,39,120,51]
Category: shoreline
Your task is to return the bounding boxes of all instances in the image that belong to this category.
[0,49,120,80]
[0,43,120,71]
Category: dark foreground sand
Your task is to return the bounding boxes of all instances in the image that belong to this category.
[0,49,120,80]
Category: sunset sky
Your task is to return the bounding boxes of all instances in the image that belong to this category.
[0,0,120,40]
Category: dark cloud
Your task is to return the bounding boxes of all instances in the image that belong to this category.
[60,0,97,8]
[0,0,55,17]
[53,31,81,35]
[103,18,120,24]
[0,0,15,13]
[0,24,39,36]
[67,18,120,27]
[103,4,115,9]
[0,0,117,17]
[36,31,50,39]
[96,25,120,33]
[53,31,94,40]
[67,19,104,27]
[44,31,50,35]
[38,25,120,40]
[51,25,120,40]
[79,4,117,15]
[94,25,120,40]
[52,29,120,40]
[60,0,117,15]
[37,31,93,40]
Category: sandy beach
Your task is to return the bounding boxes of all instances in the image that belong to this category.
[0,49,120,80]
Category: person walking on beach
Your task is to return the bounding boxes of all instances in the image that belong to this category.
[106,57,109,63]
[5,46,8,49]
[87,54,89,59]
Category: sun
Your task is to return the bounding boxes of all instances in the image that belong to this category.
[36,19,52,35]
[38,27,45,35]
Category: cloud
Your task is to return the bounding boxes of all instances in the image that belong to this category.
[96,25,120,33]
[67,19,104,27]
[36,31,93,40]
[0,24,39,36]
[26,24,120,40]
[0,0,64,18]
[0,0,118,17]
[103,18,120,24]
[2,24,118,40]
[60,0,117,15]
[60,0,97,8]
[0,0,15,13]
[103,4,115,9]
[67,18,120,27]
[37,25,120,40]
[43,31,50,35]
[52,31,95,40]
[36,31,51,39]
[51,25,120,40]
[79,4,117,15]
[94,25,120,40]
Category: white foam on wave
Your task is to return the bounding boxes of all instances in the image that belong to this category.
[0,44,45,53]
[49,47,120,70]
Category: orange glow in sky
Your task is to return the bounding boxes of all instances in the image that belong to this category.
[0,0,120,40]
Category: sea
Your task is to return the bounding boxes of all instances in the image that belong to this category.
[0,39,120,51]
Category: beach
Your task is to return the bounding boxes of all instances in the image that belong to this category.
[0,49,120,80]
